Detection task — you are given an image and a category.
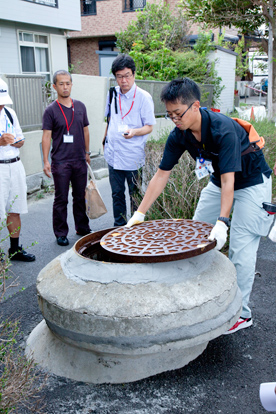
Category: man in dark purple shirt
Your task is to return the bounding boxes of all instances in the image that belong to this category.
[42,70,91,246]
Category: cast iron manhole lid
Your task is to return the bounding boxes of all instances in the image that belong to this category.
[100,219,216,263]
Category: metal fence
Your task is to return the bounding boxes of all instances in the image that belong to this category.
[110,78,214,115]
[5,74,52,131]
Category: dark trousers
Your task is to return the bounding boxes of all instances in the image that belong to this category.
[51,160,89,237]
[108,165,139,226]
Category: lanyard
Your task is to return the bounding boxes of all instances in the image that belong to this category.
[56,99,74,134]
[119,86,137,121]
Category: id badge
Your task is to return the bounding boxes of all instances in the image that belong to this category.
[195,157,214,180]
[118,124,128,133]
[63,134,74,143]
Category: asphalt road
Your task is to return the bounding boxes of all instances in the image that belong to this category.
[1,176,276,414]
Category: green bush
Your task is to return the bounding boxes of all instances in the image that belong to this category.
[116,3,223,106]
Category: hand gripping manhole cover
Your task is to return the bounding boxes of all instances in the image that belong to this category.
[100,219,216,263]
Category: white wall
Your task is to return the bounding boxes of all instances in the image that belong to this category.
[0,22,21,74]
[0,22,69,79]
[71,74,109,155]
[1,0,81,31]
[20,130,43,175]
[208,47,237,114]
[50,34,69,74]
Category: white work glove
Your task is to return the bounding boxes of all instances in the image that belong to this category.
[208,220,228,250]
[126,211,145,228]
[268,222,276,242]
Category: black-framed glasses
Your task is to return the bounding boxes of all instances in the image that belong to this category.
[165,102,195,121]
[116,73,133,80]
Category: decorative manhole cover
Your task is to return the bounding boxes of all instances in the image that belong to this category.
[100,219,216,263]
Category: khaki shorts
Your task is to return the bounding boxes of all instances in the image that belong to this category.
[0,160,28,220]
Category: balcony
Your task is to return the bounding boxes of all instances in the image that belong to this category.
[81,0,96,15]
[123,0,146,12]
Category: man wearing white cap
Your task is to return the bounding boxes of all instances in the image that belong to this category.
[0,78,35,261]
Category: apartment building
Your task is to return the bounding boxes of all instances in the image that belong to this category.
[0,0,81,80]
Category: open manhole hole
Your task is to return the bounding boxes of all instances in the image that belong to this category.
[76,219,216,263]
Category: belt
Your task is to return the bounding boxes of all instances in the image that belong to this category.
[0,157,20,164]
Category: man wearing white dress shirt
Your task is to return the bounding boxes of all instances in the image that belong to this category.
[0,78,35,262]
[103,54,156,226]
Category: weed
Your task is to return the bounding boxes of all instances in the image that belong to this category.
[0,216,45,413]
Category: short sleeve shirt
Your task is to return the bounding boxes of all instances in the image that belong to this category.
[42,99,89,162]
[104,83,156,171]
[159,109,271,190]
[0,107,23,160]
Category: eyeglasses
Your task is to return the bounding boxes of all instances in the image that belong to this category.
[165,102,195,121]
[116,73,133,80]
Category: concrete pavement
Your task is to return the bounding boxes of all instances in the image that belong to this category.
[1,176,276,413]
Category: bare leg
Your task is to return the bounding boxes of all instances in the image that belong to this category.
[7,213,21,237]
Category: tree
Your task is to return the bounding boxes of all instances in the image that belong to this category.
[116,2,189,53]
[116,3,224,105]
[180,0,276,118]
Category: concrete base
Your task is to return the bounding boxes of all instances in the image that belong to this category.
[26,320,208,384]
[26,231,242,384]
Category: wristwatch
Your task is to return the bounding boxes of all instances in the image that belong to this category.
[218,216,231,227]
[85,151,91,155]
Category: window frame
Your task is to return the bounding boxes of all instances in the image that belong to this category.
[80,0,97,16]
[18,30,51,80]
[22,0,58,8]
[123,0,146,12]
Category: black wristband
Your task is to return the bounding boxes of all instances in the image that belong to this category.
[218,217,231,227]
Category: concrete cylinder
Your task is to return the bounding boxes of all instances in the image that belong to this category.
[26,229,242,384]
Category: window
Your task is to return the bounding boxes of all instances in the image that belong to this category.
[123,0,146,12]
[80,0,96,15]
[18,31,50,80]
[23,0,58,7]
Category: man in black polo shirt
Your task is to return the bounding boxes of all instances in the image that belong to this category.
[127,78,273,334]
[42,70,91,246]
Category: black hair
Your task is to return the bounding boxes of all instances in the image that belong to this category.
[160,78,201,105]
[111,54,136,76]
[53,70,72,85]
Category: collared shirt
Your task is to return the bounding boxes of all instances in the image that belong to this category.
[159,108,271,190]
[104,83,156,171]
[42,99,89,163]
[0,107,23,160]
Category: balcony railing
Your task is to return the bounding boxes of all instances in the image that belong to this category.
[81,0,96,15]
[123,0,146,12]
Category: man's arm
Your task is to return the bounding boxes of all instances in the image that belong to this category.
[126,168,171,227]
[124,125,153,139]
[208,172,234,250]
[84,126,90,164]
[220,172,235,218]
[138,168,171,214]
[42,130,52,178]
